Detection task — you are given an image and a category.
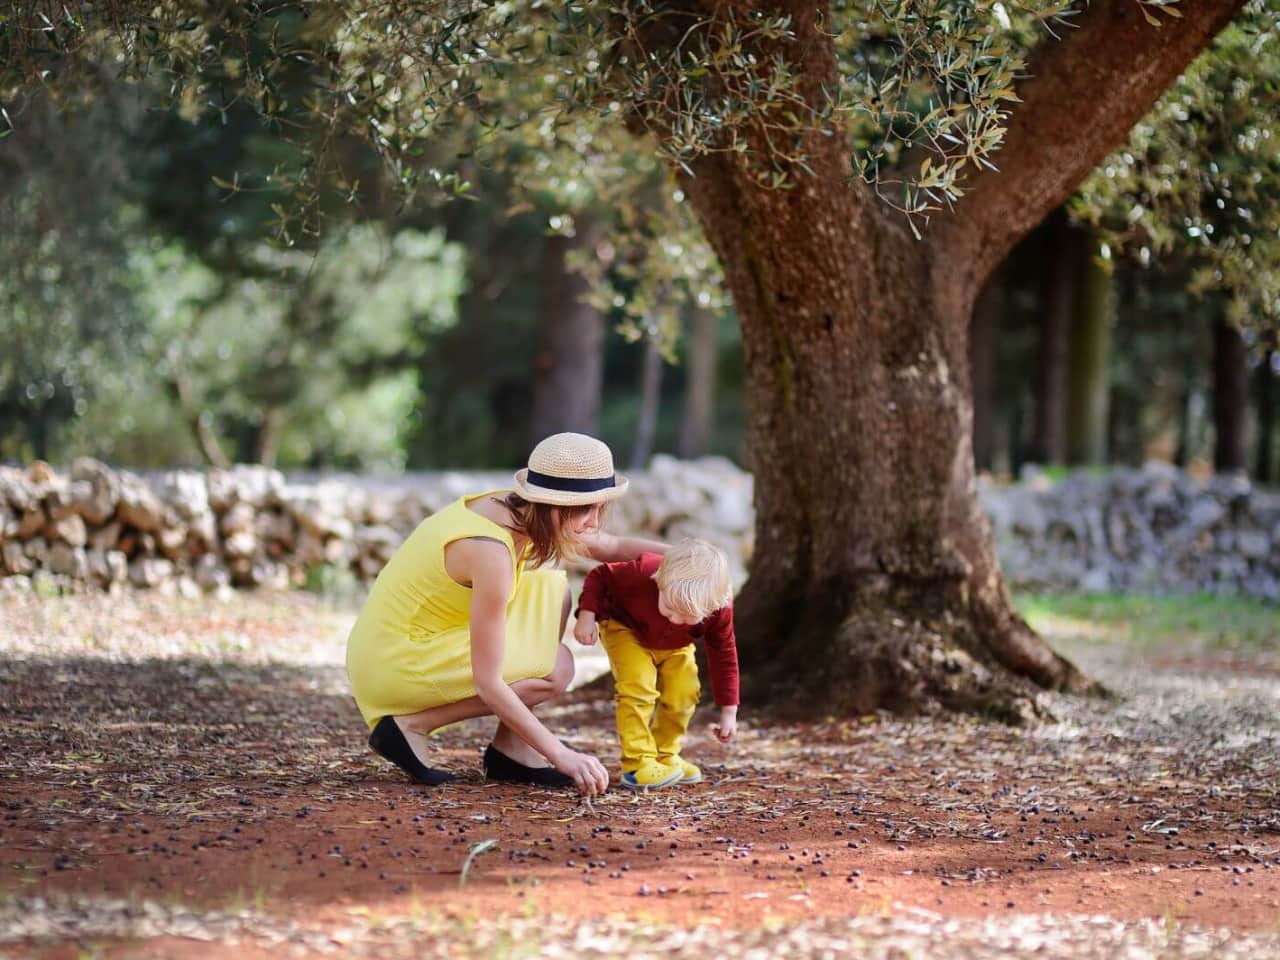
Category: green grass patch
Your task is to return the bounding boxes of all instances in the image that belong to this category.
[1018,464,1114,485]
[1014,592,1280,650]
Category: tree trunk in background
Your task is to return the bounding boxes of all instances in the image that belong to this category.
[1257,351,1276,484]
[1066,236,1113,465]
[1212,312,1249,473]
[969,271,1001,473]
[630,334,664,470]
[1031,210,1076,465]
[28,407,50,461]
[677,307,718,459]
[530,230,605,443]
[166,351,232,468]
[1173,354,1196,469]
[255,407,285,467]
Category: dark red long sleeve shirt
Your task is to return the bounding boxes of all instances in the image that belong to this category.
[577,553,740,707]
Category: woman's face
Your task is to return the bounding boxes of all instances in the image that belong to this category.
[562,504,602,541]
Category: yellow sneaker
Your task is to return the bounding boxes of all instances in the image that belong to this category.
[659,756,702,784]
[620,758,684,790]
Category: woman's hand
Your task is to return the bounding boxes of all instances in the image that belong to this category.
[553,747,610,797]
[712,705,738,743]
[573,611,600,646]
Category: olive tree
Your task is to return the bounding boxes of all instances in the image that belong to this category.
[2,0,1247,716]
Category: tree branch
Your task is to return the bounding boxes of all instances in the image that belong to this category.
[934,0,1245,294]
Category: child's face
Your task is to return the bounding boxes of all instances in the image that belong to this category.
[657,590,699,626]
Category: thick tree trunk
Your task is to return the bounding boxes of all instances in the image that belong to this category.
[1030,211,1076,465]
[530,230,605,443]
[1066,237,1113,466]
[678,307,718,459]
[643,0,1236,720]
[677,70,1090,721]
[969,272,1000,474]
[631,334,664,469]
[1212,313,1249,473]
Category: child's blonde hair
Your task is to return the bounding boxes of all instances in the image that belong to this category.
[653,539,733,623]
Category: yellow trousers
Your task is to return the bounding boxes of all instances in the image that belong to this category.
[600,622,701,773]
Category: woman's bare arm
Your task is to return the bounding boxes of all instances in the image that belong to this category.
[582,531,668,563]
[454,539,565,759]
[452,538,609,795]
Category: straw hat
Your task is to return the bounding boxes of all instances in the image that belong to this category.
[513,433,629,506]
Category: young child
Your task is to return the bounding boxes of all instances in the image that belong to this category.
[574,538,739,790]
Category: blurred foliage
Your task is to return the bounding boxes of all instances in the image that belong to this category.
[1,0,1073,219]
[0,65,466,467]
[0,90,144,460]
[1074,0,1280,334]
[0,0,1275,472]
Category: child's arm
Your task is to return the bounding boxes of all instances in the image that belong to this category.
[573,610,600,646]
[573,564,609,646]
[712,705,738,743]
[704,606,741,743]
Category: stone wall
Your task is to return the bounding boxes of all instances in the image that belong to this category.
[1,456,1276,600]
[981,463,1280,600]
[0,456,753,596]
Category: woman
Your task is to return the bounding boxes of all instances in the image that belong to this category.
[346,433,664,796]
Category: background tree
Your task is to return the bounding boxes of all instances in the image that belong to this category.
[1074,3,1280,476]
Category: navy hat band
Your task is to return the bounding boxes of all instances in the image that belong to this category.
[525,470,616,493]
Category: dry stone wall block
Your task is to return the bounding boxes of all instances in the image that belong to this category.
[3,541,33,575]
[49,542,88,579]
[47,513,88,548]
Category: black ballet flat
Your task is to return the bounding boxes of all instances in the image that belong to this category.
[368,716,456,786]
[483,743,574,788]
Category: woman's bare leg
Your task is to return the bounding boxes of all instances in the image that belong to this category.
[393,642,575,767]
[491,641,575,766]
[492,584,577,766]
[394,585,578,769]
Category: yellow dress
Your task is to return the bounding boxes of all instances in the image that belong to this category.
[345,491,567,728]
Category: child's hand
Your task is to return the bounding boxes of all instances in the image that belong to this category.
[573,611,600,646]
[712,705,738,744]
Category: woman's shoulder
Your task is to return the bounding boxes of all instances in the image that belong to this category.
[463,489,515,523]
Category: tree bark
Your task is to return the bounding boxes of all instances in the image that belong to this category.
[530,229,605,443]
[631,334,665,470]
[1212,312,1249,473]
[1066,236,1113,466]
[1030,210,1076,465]
[678,307,718,459]
[654,0,1237,719]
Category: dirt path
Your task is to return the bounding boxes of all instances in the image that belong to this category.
[1,590,1278,957]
